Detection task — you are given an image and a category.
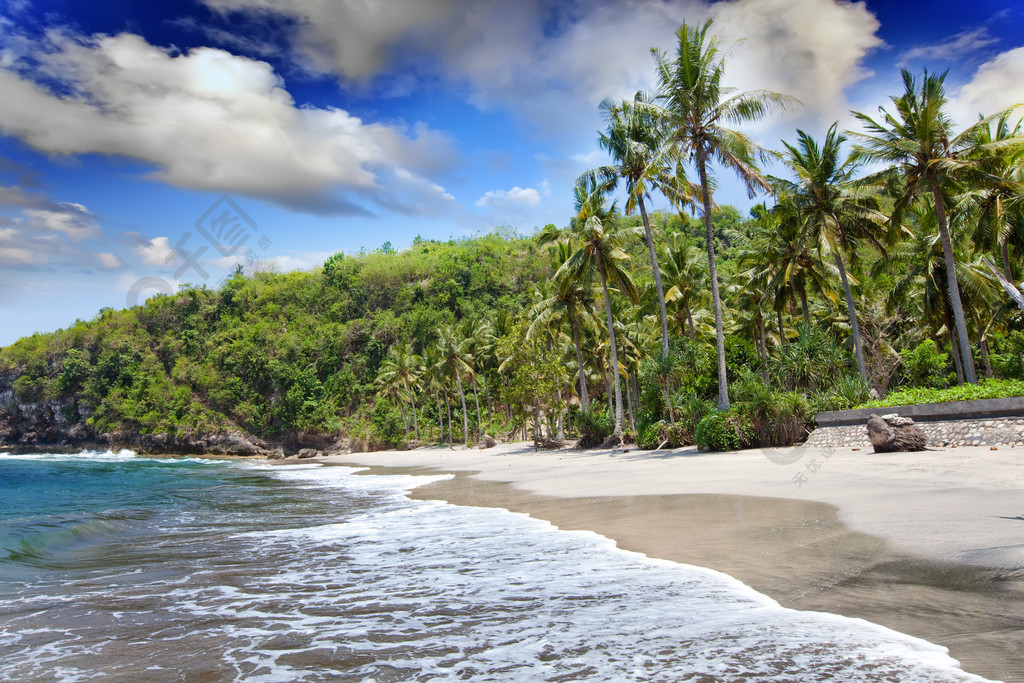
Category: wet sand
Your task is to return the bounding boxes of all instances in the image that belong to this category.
[321,442,1024,682]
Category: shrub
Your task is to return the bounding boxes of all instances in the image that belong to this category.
[899,339,950,388]
[637,420,689,450]
[573,405,613,448]
[991,331,1024,380]
[857,378,1024,408]
[810,375,873,414]
[694,411,752,451]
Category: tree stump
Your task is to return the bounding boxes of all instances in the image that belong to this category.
[866,413,927,452]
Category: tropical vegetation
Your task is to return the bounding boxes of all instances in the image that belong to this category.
[2,21,1023,453]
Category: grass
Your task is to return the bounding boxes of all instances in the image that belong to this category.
[856,378,1024,409]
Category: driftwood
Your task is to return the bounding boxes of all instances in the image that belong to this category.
[866,413,927,453]
[534,437,567,450]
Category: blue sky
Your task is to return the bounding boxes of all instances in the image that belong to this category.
[2,0,1024,345]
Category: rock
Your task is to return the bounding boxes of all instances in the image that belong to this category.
[296,448,320,459]
[866,414,927,453]
[479,434,497,449]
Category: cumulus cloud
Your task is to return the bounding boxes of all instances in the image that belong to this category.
[475,185,542,208]
[129,235,175,267]
[205,0,884,136]
[951,47,1024,125]
[0,30,460,216]
[898,27,999,66]
[98,252,123,269]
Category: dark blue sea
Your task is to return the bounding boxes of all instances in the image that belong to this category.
[0,450,990,681]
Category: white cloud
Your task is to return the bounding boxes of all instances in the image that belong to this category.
[209,0,883,138]
[475,185,542,208]
[898,27,998,66]
[0,184,108,268]
[0,30,460,216]
[133,236,174,267]
[98,252,123,269]
[951,46,1024,125]
[23,204,101,242]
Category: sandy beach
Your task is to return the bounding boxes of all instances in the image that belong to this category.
[319,442,1024,682]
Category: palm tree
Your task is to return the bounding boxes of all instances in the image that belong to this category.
[773,123,888,382]
[377,343,422,440]
[660,233,707,340]
[547,178,641,436]
[437,324,474,447]
[650,20,793,409]
[850,68,1020,383]
[583,92,675,357]
[529,241,600,410]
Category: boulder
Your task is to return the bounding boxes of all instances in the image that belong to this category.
[866,413,927,452]
[479,434,498,449]
[296,448,320,459]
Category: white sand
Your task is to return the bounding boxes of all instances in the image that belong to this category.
[324,441,1024,569]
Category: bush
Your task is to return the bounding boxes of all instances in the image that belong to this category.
[573,405,613,448]
[857,378,1024,409]
[991,331,1024,380]
[370,398,405,448]
[694,411,752,451]
[637,420,689,450]
[899,339,950,388]
[810,375,872,414]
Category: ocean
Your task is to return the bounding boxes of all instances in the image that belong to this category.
[0,451,991,682]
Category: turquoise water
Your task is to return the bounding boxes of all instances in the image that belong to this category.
[0,451,992,681]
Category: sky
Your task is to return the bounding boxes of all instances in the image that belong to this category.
[2,0,1024,346]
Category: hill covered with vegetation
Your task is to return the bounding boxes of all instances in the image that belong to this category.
[3,20,1024,455]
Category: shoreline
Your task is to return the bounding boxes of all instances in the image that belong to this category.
[317,441,1024,682]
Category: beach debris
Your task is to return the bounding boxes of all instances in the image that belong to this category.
[534,437,567,450]
[866,413,927,453]
[599,433,623,450]
[479,434,498,449]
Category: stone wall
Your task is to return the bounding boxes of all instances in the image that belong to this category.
[806,417,1024,449]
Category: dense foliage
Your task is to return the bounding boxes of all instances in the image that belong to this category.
[3,21,1024,453]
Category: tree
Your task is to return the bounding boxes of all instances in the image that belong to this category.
[584,92,676,357]
[437,325,474,447]
[851,68,1020,383]
[774,123,888,383]
[376,343,422,440]
[529,241,600,410]
[650,20,793,410]
[545,178,642,436]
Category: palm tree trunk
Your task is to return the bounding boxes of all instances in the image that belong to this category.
[777,309,786,349]
[799,282,810,325]
[597,259,624,434]
[685,304,696,340]
[556,388,565,440]
[471,376,482,439]
[1002,240,1013,282]
[405,380,420,441]
[756,311,769,381]
[398,400,409,435]
[639,197,670,357]
[697,154,729,411]
[625,370,636,433]
[833,251,867,382]
[445,395,453,445]
[945,309,965,385]
[570,316,589,409]
[455,369,469,447]
[981,337,994,378]
[931,178,976,383]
